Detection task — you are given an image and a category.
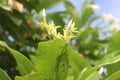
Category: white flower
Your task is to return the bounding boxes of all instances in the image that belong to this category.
[88,4,100,11]
[102,13,119,23]
[42,8,46,17]
[109,23,120,32]
[101,13,120,32]
[40,9,79,41]
[47,21,59,37]
[63,19,79,42]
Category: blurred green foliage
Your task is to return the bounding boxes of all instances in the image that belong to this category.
[0,0,119,79]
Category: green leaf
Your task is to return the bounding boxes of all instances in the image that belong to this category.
[78,50,120,80]
[68,46,90,77]
[0,68,11,80]
[0,41,35,75]
[64,1,81,28]
[0,4,12,11]
[98,50,120,66]
[47,12,66,26]
[76,66,99,80]
[15,72,45,80]
[98,50,120,77]
[66,75,74,80]
[106,31,120,76]
[9,14,22,26]
[86,71,101,80]
[35,39,69,80]
[108,31,120,53]
[106,71,120,80]
[0,0,12,11]
[78,27,94,39]
[81,0,95,26]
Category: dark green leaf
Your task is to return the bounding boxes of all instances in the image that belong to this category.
[0,41,35,75]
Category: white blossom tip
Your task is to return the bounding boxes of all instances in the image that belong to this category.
[68,19,73,27]
[42,8,46,17]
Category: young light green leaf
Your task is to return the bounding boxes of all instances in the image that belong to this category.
[66,75,74,80]
[15,72,45,80]
[35,39,69,80]
[86,71,101,80]
[0,68,11,80]
[0,41,35,75]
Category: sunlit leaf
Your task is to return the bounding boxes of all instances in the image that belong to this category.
[76,66,100,80]
[98,50,120,66]
[15,72,45,80]
[106,31,120,76]
[106,71,120,80]
[108,31,120,53]
[35,39,69,80]
[0,68,11,80]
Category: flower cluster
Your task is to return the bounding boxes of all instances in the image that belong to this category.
[102,13,120,32]
[39,9,78,42]
[63,19,78,42]
[102,13,118,23]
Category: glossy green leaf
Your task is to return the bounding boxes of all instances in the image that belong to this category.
[98,50,120,77]
[0,41,35,75]
[106,71,120,80]
[76,66,99,80]
[106,31,120,76]
[98,50,120,66]
[0,68,11,80]
[35,39,69,80]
